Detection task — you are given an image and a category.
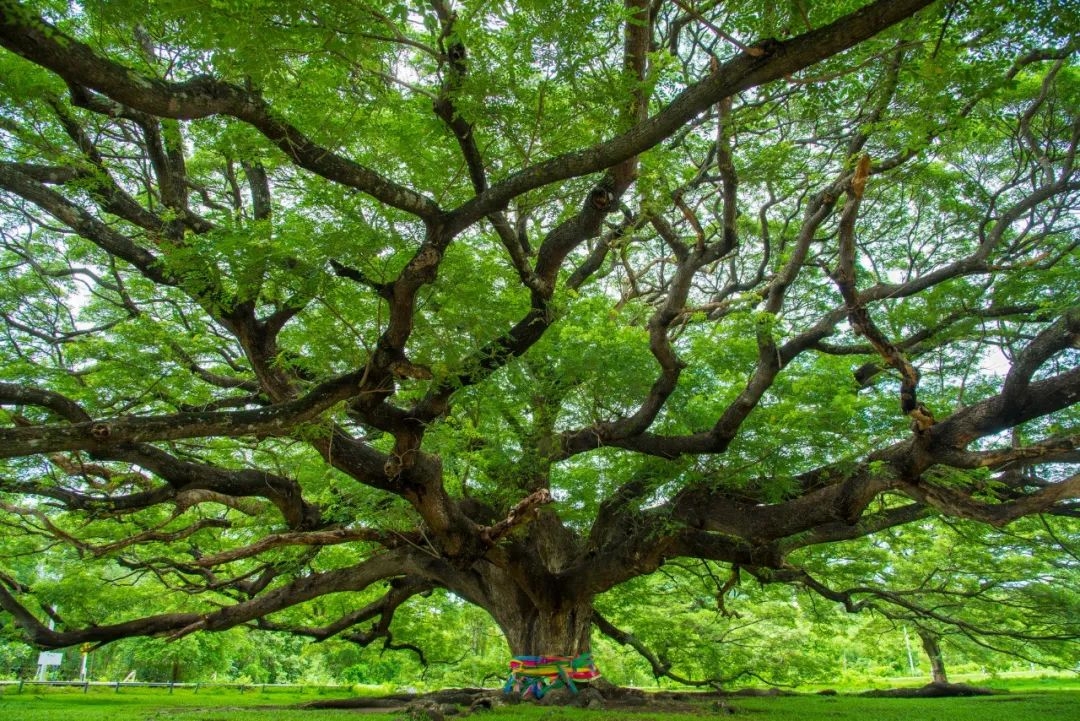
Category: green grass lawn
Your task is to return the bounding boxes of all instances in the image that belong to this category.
[2,682,1079,721]
[0,686,362,721]
[730,693,1080,721]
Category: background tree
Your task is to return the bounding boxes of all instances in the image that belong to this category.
[779,514,1080,681]
[0,0,1077,688]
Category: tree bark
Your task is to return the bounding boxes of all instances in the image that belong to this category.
[471,565,595,658]
[496,600,595,658]
[461,513,598,660]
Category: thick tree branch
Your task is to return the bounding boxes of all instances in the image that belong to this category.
[0,369,365,458]
[446,0,934,230]
[0,6,442,220]
[899,471,1080,527]
[254,577,431,645]
[0,549,418,648]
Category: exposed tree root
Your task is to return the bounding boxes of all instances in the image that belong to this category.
[296,684,742,714]
[296,681,1002,717]
[861,682,1002,697]
[298,687,492,710]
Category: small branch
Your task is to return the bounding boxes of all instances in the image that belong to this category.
[831,154,934,433]
[253,577,431,646]
[192,526,416,567]
[0,10,442,220]
[329,258,392,298]
[593,610,729,688]
[899,471,1080,527]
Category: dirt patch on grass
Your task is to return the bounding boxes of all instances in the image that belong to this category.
[297,686,742,715]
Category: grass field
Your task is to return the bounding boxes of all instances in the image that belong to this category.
[0,685,362,721]
[2,679,1079,720]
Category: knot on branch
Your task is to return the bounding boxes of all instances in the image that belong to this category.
[745,37,781,58]
[908,402,936,434]
[390,358,433,380]
[89,422,111,441]
[447,42,466,64]
[384,455,402,478]
[479,488,554,546]
[851,153,871,198]
[588,185,616,212]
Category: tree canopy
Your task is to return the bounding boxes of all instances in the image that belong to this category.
[0,0,1077,686]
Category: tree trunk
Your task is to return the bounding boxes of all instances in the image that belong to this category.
[469,510,598,659]
[473,570,594,659]
[918,629,948,684]
[487,593,599,701]
[497,601,594,658]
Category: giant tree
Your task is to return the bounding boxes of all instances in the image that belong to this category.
[0,0,1077,689]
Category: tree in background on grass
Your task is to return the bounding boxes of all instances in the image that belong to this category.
[0,0,1077,692]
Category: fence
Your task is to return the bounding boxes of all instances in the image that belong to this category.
[0,680,352,695]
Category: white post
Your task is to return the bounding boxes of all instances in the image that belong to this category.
[38,616,57,681]
[903,627,917,676]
